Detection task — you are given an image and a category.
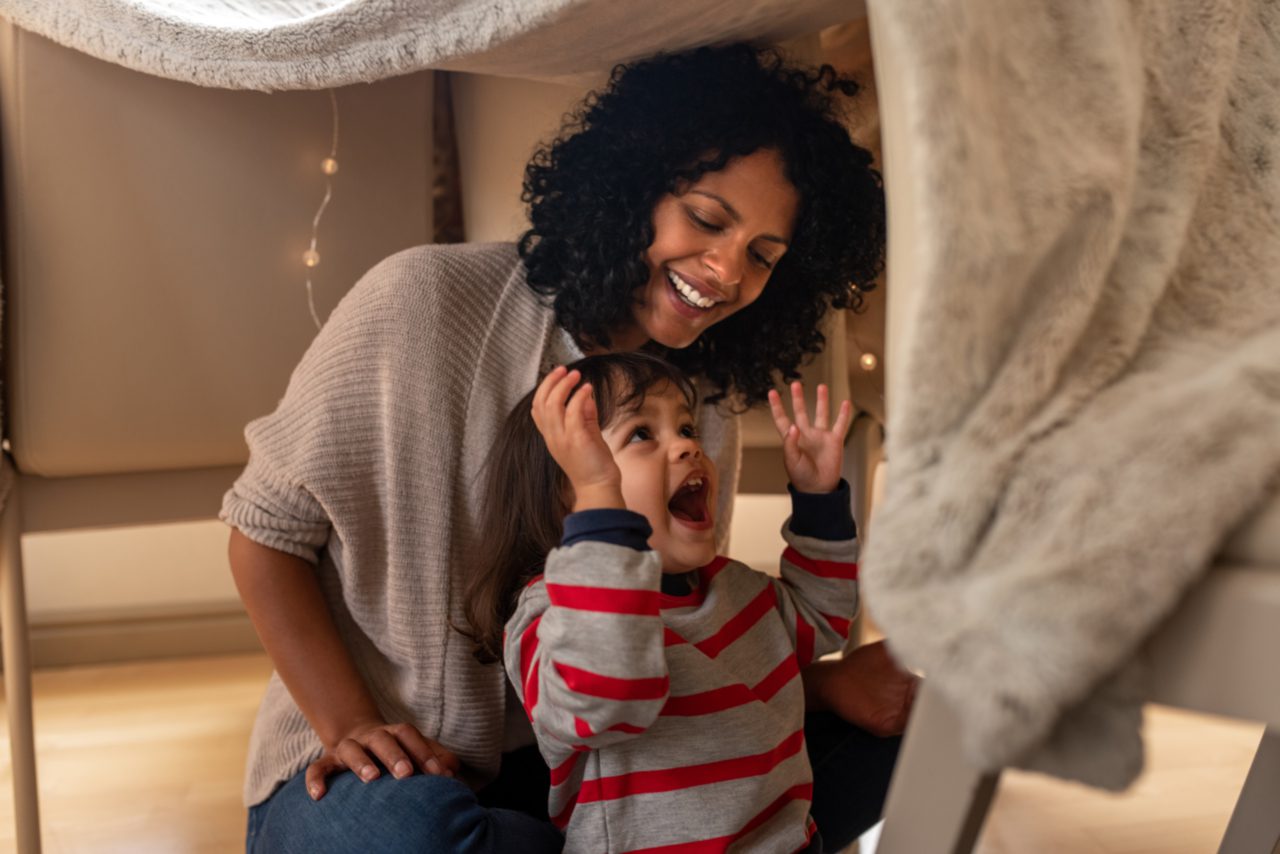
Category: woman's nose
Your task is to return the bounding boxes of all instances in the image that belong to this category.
[704,247,744,292]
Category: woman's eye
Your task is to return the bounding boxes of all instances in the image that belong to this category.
[627,427,652,443]
[750,248,776,271]
[687,210,723,233]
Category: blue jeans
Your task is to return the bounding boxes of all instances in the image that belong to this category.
[247,714,899,853]
[245,760,564,854]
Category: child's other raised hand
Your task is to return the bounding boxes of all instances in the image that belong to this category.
[767,382,853,494]
[531,366,625,512]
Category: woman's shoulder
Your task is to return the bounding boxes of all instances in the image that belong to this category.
[359,241,522,299]
[329,242,536,336]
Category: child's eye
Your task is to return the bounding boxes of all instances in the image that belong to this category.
[680,424,700,439]
[627,426,652,443]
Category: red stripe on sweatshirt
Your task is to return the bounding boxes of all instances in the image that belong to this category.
[662,683,757,716]
[695,585,777,658]
[752,654,800,703]
[700,556,731,585]
[783,547,859,580]
[519,617,542,716]
[660,557,731,609]
[551,791,578,829]
[795,613,815,668]
[547,583,660,615]
[664,628,687,647]
[621,783,814,853]
[555,661,669,701]
[577,728,805,803]
[822,613,852,638]
[663,656,800,717]
[524,660,540,718]
[549,753,579,787]
[574,716,649,738]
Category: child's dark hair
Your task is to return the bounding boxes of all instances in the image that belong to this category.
[458,352,697,664]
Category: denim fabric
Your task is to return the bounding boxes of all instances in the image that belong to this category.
[245,756,563,854]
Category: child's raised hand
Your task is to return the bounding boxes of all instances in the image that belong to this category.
[767,382,853,494]
[531,366,625,511]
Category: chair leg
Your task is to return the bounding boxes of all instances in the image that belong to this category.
[876,681,999,854]
[1,486,42,853]
[1218,727,1280,854]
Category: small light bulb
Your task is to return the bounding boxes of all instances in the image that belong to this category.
[321,157,339,175]
[303,249,321,268]
[859,352,878,371]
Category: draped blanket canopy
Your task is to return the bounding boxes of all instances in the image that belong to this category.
[0,0,857,89]
[862,0,1280,789]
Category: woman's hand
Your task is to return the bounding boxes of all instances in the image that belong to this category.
[804,640,919,737]
[767,382,853,494]
[531,366,625,511]
[304,719,461,800]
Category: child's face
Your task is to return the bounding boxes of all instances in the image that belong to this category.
[599,381,718,573]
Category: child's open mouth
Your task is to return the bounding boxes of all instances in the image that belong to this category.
[668,474,712,529]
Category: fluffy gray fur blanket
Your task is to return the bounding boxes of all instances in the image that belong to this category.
[862,0,1280,789]
[0,0,852,89]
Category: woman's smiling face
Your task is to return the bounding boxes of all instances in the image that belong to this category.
[614,148,800,351]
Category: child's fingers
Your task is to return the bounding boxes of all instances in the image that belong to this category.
[832,399,854,440]
[580,383,601,431]
[546,369,581,415]
[532,365,567,412]
[767,389,793,439]
[815,383,830,430]
[533,369,581,436]
[564,383,596,436]
[790,382,811,431]
[782,423,801,464]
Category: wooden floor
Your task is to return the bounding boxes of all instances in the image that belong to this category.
[0,653,1265,854]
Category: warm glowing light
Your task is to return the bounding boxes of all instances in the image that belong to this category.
[303,249,321,268]
[321,157,339,175]
[859,352,878,371]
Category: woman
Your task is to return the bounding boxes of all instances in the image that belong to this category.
[225,43,908,853]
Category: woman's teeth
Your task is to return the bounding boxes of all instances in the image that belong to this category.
[668,271,716,309]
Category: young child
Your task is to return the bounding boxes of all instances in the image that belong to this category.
[463,352,859,854]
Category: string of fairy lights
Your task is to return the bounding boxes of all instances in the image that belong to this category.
[301,88,340,331]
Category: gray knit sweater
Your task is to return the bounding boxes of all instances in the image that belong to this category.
[221,242,741,807]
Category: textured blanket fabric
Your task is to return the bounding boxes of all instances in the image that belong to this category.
[0,0,852,90]
[862,0,1280,789]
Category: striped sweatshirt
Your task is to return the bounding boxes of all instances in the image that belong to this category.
[504,483,859,854]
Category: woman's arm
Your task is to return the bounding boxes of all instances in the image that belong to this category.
[229,530,460,798]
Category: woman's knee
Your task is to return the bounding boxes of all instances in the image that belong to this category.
[253,769,503,854]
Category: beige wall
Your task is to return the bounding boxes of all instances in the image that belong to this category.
[451,72,590,242]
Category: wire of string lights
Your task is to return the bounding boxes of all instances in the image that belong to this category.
[302,89,340,331]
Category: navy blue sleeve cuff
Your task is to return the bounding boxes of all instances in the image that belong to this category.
[787,479,857,541]
[561,508,653,551]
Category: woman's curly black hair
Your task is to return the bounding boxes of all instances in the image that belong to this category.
[518,43,884,407]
